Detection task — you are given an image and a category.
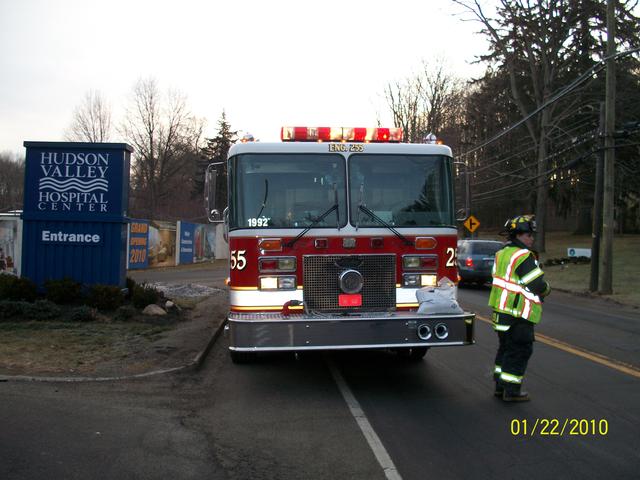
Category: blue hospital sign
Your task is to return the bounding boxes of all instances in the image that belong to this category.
[37,152,109,213]
[24,146,128,220]
[22,142,132,288]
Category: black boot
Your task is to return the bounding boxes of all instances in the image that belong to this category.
[503,387,530,402]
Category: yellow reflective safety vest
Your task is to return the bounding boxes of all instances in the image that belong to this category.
[488,246,543,325]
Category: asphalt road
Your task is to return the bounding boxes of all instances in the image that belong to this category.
[2,265,639,479]
[128,260,228,287]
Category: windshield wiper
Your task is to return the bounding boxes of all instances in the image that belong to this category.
[255,179,269,218]
[285,202,338,248]
[333,182,340,231]
[286,183,340,248]
[358,204,414,246]
[355,183,364,230]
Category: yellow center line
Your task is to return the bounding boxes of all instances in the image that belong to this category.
[476,314,640,379]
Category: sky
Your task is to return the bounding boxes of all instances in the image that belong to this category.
[0,0,490,155]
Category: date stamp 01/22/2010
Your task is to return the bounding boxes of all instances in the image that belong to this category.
[510,418,609,437]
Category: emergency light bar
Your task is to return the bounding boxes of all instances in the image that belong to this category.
[281,126,403,143]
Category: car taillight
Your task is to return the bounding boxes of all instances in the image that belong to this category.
[465,257,474,267]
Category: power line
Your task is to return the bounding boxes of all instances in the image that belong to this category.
[471,129,597,188]
[458,47,640,159]
[471,165,593,204]
[470,116,597,175]
[472,148,599,201]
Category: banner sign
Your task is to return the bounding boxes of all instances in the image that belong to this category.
[128,220,149,269]
[178,221,196,265]
[148,222,176,268]
[194,223,216,262]
[0,216,21,275]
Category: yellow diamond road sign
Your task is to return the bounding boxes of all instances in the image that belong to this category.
[464,215,480,233]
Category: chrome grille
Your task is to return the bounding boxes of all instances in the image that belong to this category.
[303,254,396,312]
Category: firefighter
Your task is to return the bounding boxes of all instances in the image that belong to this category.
[489,215,551,402]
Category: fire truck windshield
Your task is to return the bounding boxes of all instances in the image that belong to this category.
[229,153,348,230]
[349,154,455,227]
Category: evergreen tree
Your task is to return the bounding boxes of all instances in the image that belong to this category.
[453,0,640,237]
[198,111,238,212]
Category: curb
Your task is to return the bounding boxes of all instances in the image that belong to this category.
[0,318,227,384]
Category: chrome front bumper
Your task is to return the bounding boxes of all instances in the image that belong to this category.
[227,311,475,352]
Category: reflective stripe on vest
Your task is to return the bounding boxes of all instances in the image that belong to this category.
[521,266,544,284]
[505,249,529,279]
[491,277,541,304]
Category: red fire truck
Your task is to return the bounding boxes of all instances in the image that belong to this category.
[207,127,475,363]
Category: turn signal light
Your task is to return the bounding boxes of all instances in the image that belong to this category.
[415,237,437,249]
[259,238,282,252]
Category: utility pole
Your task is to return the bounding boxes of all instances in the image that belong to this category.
[590,103,605,292]
[601,0,616,294]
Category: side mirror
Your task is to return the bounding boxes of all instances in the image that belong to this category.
[223,207,229,243]
[205,163,224,223]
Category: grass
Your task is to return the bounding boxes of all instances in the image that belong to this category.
[0,321,171,375]
[472,230,640,308]
[540,232,640,307]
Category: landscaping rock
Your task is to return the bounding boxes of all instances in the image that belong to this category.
[165,300,182,313]
[142,304,167,316]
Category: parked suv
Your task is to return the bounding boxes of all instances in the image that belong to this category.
[457,239,504,285]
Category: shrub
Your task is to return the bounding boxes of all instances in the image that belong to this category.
[26,300,62,321]
[44,277,82,304]
[0,300,31,321]
[114,305,137,322]
[125,277,137,299]
[86,284,124,311]
[0,274,38,302]
[131,283,162,309]
[67,305,96,322]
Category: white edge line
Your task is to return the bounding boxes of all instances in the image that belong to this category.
[327,358,403,480]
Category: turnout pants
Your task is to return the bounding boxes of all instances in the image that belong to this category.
[494,318,534,392]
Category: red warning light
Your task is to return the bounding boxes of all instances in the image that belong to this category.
[281,127,403,143]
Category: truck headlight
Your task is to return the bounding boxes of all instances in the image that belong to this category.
[259,276,297,290]
[403,273,438,287]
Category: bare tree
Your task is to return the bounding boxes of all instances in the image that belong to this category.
[66,90,112,142]
[385,60,465,143]
[385,75,425,143]
[452,1,574,251]
[119,78,205,220]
